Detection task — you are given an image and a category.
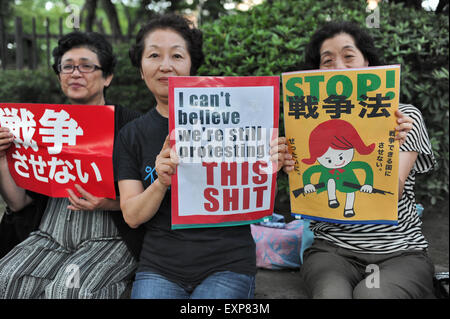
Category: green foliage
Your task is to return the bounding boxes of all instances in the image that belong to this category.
[199,0,449,209]
[0,68,65,104]
[106,43,156,113]
[0,43,154,112]
[414,67,449,205]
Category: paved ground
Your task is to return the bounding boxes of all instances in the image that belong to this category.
[0,198,448,299]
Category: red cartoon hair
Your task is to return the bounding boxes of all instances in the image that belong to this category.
[302,119,375,165]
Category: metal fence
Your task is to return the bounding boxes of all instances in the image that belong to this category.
[0,16,130,70]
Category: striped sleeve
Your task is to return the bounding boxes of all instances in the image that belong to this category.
[399,104,436,173]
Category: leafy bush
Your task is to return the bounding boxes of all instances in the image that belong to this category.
[198,0,449,211]
[0,43,154,112]
[0,68,65,104]
[106,43,156,114]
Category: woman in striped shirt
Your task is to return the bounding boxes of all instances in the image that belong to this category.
[281,21,436,298]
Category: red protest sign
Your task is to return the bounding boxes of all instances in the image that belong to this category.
[168,76,280,229]
[0,103,116,199]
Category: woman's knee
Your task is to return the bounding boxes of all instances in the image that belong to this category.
[353,280,406,299]
[353,275,436,299]
[192,271,255,299]
[0,264,49,298]
[353,252,435,299]
[305,272,355,299]
[45,263,134,299]
[300,250,362,298]
[131,271,189,299]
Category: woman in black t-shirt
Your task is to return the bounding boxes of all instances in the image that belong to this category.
[115,14,287,299]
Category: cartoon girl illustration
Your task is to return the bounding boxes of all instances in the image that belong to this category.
[301,119,374,218]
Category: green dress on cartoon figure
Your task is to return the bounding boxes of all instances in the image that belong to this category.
[301,119,376,218]
[302,161,373,194]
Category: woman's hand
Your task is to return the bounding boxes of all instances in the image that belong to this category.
[0,127,14,157]
[155,135,179,187]
[119,135,177,228]
[269,137,295,173]
[395,109,414,146]
[67,184,120,211]
[269,137,287,172]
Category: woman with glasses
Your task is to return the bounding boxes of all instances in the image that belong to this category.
[0,32,143,298]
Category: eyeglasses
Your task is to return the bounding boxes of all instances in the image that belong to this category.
[58,63,103,74]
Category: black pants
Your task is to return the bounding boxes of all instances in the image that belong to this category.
[0,195,47,259]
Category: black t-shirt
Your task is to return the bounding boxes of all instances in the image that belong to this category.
[110,104,145,261]
[115,107,256,287]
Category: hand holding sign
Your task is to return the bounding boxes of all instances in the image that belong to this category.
[0,127,14,157]
[66,184,119,211]
[155,134,179,187]
[394,109,413,146]
[269,137,292,173]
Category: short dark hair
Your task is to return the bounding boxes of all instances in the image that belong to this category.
[304,21,382,69]
[52,31,116,78]
[129,14,204,75]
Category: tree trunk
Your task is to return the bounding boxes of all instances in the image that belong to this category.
[101,0,122,40]
[85,0,97,32]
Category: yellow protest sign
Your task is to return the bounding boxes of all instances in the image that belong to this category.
[282,65,400,224]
